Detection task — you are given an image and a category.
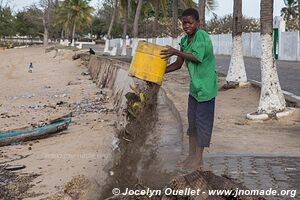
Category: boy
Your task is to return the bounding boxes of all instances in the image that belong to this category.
[160,8,218,170]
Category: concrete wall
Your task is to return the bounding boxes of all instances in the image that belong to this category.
[88,56,134,111]
[108,31,300,62]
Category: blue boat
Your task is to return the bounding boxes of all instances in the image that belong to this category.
[0,117,71,147]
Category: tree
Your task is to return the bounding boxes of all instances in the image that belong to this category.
[133,0,143,37]
[40,0,54,47]
[198,0,217,30]
[57,0,94,45]
[172,0,178,38]
[0,2,15,37]
[121,0,129,55]
[199,0,206,29]
[225,0,247,84]
[206,15,260,34]
[280,0,298,20]
[280,0,298,29]
[107,0,119,39]
[257,0,285,114]
[154,0,160,37]
[15,6,44,37]
[298,0,300,32]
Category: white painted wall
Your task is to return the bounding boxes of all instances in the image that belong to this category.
[107,31,300,62]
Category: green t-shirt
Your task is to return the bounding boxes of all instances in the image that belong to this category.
[179,29,218,102]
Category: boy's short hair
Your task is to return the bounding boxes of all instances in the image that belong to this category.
[182,8,199,21]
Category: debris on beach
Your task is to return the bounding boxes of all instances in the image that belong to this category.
[4,165,26,171]
[0,165,39,199]
[67,81,81,86]
[72,91,112,116]
[44,175,92,200]
[10,94,35,100]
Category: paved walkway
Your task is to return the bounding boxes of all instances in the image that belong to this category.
[216,55,300,96]
[204,155,300,200]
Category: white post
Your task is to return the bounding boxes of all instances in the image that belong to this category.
[250,32,253,57]
[170,37,179,63]
[297,31,300,61]
[104,39,110,53]
[152,38,156,45]
[121,38,127,56]
[131,38,138,57]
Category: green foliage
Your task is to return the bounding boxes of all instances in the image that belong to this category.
[0,4,15,36]
[285,18,299,31]
[281,0,298,20]
[280,0,299,30]
[14,6,44,37]
[206,15,260,34]
[55,0,94,38]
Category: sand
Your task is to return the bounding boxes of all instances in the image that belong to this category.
[0,47,116,199]
[163,66,300,155]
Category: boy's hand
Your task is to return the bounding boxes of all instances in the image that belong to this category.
[160,45,179,60]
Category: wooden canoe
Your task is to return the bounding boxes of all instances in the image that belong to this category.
[0,118,71,147]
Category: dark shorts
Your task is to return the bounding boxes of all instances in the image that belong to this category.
[187,95,215,147]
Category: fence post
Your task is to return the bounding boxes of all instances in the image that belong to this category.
[218,34,220,54]
[250,32,253,57]
[297,31,300,61]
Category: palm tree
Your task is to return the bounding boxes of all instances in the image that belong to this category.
[298,0,300,32]
[198,0,217,30]
[54,2,70,40]
[172,0,178,38]
[58,0,93,46]
[226,0,247,84]
[121,0,129,55]
[107,0,119,39]
[199,0,206,29]
[39,0,53,47]
[154,0,160,37]
[280,0,298,20]
[257,0,285,114]
[133,0,143,37]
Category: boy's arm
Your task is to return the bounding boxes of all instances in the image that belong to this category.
[161,45,199,63]
[165,56,184,73]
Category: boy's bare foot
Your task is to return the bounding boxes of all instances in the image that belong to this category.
[176,156,193,168]
[185,157,203,171]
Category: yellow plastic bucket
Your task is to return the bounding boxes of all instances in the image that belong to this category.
[129,41,167,85]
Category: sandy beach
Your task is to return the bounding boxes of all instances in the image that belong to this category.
[0,47,116,199]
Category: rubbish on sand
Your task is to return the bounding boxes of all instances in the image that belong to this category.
[4,165,26,171]
[0,117,71,147]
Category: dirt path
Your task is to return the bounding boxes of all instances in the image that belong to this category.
[0,47,116,199]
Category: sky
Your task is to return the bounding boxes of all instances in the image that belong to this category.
[10,0,286,19]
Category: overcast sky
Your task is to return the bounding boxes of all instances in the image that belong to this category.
[10,0,286,19]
